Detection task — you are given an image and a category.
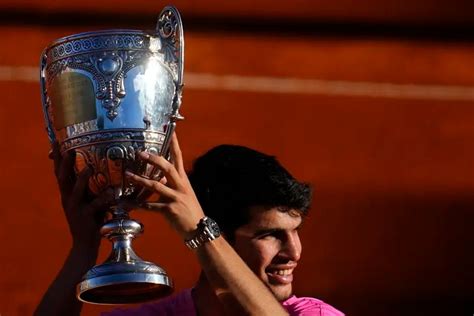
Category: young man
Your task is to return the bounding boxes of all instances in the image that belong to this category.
[35,134,344,316]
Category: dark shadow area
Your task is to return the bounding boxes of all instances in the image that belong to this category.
[0,9,473,41]
[312,190,474,316]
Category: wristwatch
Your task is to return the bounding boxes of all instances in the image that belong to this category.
[185,216,221,249]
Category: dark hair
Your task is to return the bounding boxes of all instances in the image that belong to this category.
[188,145,312,240]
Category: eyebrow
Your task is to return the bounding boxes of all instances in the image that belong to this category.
[252,221,304,238]
[252,228,281,238]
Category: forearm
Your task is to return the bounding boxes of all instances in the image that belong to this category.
[195,237,288,316]
[34,243,99,316]
[127,137,287,314]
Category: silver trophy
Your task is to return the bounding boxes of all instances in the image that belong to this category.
[40,6,184,304]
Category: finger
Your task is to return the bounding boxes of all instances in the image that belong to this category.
[125,170,176,198]
[69,166,93,206]
[151,174,167,184]
[159,176,168,185]
[139,202,168,212]
[137,152,181,189]
[57,150,77,196]
[170,132,185,175]
[150,175,168,187]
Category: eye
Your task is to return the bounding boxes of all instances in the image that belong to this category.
[258,233,275,240]
[256,230,279,240]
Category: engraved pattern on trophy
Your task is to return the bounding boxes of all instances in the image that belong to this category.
[46,34,148,64]
[39,5,185,304]
[47,47,152,120]
[45,34,151,123]
[61,130,165,151]
[73,134,165,197]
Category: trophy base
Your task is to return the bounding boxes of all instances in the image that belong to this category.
[77,261,173,305]
[76,207,173,304]
[77,261,173,304]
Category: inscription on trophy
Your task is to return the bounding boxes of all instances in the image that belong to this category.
[49,72,97,130]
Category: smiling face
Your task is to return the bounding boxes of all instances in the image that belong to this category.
[232,206,303,301]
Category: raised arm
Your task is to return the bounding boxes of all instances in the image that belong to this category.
[125,134,288,316]
[34,144,113,316]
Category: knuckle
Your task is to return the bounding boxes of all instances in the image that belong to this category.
[158,160,172,173]
[163,164,173,174]
[145,180,156,189]
[149,152,162,162]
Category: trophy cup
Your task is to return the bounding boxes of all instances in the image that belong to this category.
[40,6,184,304]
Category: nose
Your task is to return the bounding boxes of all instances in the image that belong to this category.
[280,231,302,262]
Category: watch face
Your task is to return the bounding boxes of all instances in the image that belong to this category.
[209,220,220,235]
[203,217,221,236]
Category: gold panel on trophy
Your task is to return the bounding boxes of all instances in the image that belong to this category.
[49,72,97,130]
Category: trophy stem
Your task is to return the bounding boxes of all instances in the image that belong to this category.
[76,206,173,304]
[101,208,143,263]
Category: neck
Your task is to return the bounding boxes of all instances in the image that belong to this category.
[192,273,227,316]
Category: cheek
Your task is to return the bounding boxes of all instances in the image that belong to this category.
[251,241,279,268]
[296,235,303,255]
[233,239,260,267]
[240,245,265,269]
[236,242,273,273]
[233,237,281,272]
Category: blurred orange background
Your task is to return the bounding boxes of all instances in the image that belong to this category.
[0,1,473,315]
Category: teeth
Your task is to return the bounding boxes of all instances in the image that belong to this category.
[275,269,292,276]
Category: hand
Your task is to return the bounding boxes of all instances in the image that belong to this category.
[125,133,205,239]
[51,142,114,249]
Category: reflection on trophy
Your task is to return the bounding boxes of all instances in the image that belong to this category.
[40,6,184,304]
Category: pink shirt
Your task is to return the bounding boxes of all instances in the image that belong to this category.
[282,295,344,316]
[102,289,344,316]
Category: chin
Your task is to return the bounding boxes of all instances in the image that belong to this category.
[269,285,293,302]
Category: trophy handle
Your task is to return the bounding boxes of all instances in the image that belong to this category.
[40,52,57,144]
[156,6,185,157]
[156,5,184,86]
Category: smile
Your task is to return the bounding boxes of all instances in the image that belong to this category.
[274,269,292,276]
[265,267,295,284]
